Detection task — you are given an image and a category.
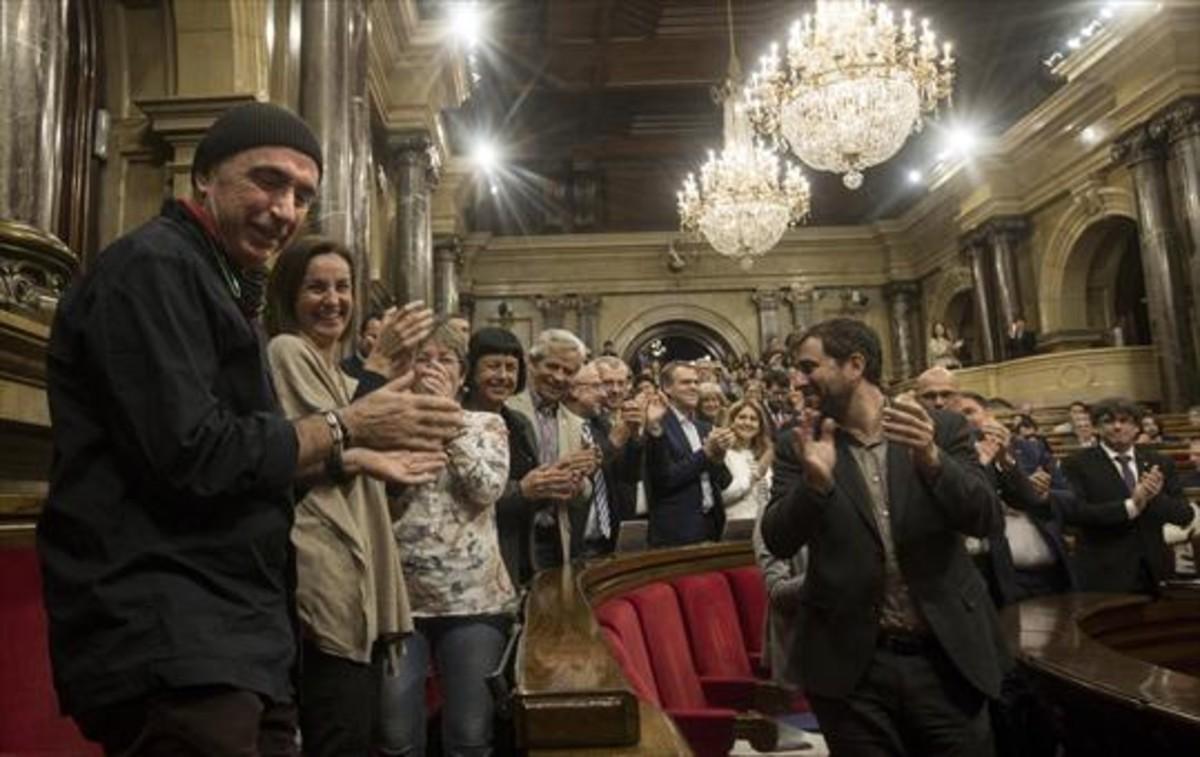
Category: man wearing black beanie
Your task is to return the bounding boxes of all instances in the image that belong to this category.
[39,101,465,755]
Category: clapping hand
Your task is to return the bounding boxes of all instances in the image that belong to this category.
[643,390,669,434]
[882,397,940,474]
[1132,465,1164,514]
[561,447,601,478]
[704,427,736,461]
[348,448,448,485]
[792,409,837,494]
[379,302,434,377]
[1029,467,1053,503]
[520,462,584,501]
[341,372,464,452]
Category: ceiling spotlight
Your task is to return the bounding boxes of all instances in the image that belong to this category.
[947,127,978,156]
[1067,37,1082,49]
[449,2,485,48]
[1080,126,1100,145]
[489,183,499,196]
[1101,5,1115,18]
[472,139,500,173]
[906,169,923,185]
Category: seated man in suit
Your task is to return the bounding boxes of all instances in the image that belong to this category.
[506,328,597,571]
[643,361,735,546]
[1060,397,1194,594]
[763,318,1009,756]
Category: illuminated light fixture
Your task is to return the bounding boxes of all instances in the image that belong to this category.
[449,2,485,48]
[472,138,500,173]
[1080,126,1099,144]
[946,126,977,156]
[677,0,811,269]
[906,169,923,184]
[745,0,955,190]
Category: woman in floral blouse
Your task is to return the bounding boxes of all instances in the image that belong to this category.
[378,318,514,757]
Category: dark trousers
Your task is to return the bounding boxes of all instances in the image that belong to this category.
[299,640,380,757]
[809,645,993,757]
[76,685,298,757]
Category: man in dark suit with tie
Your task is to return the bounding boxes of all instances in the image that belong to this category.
[644,361,735,546]
[564,361,644,557]
[1060,397,1194,594]
[762,318,1009,756]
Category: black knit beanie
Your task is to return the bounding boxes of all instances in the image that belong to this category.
[192,102,323,183]
[466,327,527,396]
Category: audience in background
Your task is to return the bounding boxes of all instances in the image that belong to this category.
[644,361,734,546]
[506,329,595,570]
[461,328,543,588]
[1059,398,1193,594]
[697,381,729,426]
[265,238,448,756]
[379,319,515,757]
[928,320,964,368]
[720,399,775,523]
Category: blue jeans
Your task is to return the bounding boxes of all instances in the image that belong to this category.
[377,616,508,757]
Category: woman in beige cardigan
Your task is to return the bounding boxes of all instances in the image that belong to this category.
[265,236,446,756]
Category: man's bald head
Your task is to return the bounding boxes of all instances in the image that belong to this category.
[915,366,960,412]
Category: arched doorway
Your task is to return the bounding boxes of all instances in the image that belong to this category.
[623,319,735,375]
[1077,217,1150,344]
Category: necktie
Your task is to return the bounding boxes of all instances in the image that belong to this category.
[1116,454,1137,494]
[581,422,612,539]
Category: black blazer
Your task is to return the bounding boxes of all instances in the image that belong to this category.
[761,409,1011,700]
[495,406,541,587]
[1060,445,1193,593]
[584,416,643,554]
[644,409,732,547]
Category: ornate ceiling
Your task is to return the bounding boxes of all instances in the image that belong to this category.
[445,0,1095,234]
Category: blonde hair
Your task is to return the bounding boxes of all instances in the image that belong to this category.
[698,381,728,425]
[727,399,773,466]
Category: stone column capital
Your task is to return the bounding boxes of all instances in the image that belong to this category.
[577,294,601,314]
[964,216,1030,251]
[751,287,781,310]
[883,280,920,302]
[783,281,814,305]
[386,130,442,185]
[1153,96,1200,144]
[1111,123,1167,167]
[433,235,464,267]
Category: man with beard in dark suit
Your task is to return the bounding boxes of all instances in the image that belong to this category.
[762,318,1008,756]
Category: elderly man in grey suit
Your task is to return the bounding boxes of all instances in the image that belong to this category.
[506,328,597,570]
[762,318,1009,756]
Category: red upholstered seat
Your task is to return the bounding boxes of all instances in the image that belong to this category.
[595,599,661,705]
[722,566,769,673]
[599,588,739,757]
[672,573,754,680]
[0,546,101,755]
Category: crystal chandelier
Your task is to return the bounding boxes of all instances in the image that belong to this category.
[744,0,955,190]
[677,1,811,270]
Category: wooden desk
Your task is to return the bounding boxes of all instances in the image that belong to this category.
[1003,587,1200,753]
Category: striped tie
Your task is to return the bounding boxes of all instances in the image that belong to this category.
[582,422,612,539]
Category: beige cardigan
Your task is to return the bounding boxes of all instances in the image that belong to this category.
[268,333,412,663]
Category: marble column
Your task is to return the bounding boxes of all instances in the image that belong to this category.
[300,0,371,326]
[966,241,997,364]
[1113,124,1199,409]
[1158,98,1200,363]
[752,288,782,352]
[783,282,815,336]
[576,295,601,352]
[0,0,69,234]
[966,217,1029,360]
[432,236,463,316]
[386,133,440,306]
[884,281,920,380]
